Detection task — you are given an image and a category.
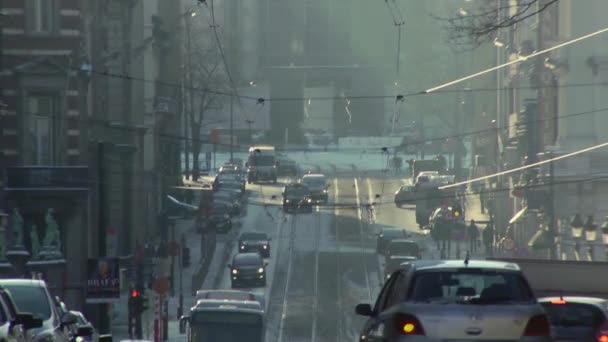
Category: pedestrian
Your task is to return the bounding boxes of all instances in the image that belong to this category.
[483,220,495,256]
[479,186,486,214]
[468,219,479,253]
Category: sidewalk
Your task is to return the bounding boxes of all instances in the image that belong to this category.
[110,218,201,341]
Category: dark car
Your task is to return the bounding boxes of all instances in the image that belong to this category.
[539,296,608,342]
[376,227,410,254]
[384,239,422,261]
[356,260,550,341]
[277,158,298,176]
[239,232,271,258]
[218,166,246,190]
[208,203,232,233]
[300,174,329,204]
[394,184,417,207]
[228,253,268,288]
[214,179,245,196]
[213,192,242,216]
[282,183,313,213]
[0,279,77,342]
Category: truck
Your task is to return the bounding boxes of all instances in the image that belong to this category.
[179,296,265,342]
[246,145,277,184]
[486,257,608,299]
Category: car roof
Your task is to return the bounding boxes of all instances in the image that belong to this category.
[381,227,406,234]
[0,279,47,288]
[408,259,521,272]
[196,290,259,302]
[388,239,417,244]
[193,299,263,313]
[389,255,418,261]
[302,174,325,179]
[538,296,608,306]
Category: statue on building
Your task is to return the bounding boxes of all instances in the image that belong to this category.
[11,208,24,247]
[40,209,62,260]
[30,226,40,259]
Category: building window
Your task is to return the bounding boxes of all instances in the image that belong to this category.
[25,94,57,165]
[27,0,56,34]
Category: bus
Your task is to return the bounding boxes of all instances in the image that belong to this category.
[179,298,265,342]
[246,145,277,183]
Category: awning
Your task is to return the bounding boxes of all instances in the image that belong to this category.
[509,206,528,225]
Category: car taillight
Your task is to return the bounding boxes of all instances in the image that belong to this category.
[394,313,425,336]
[523,314,550,336]
[596,323,608,342]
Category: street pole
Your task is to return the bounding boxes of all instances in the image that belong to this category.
[185,15,194,179]
[97,142,109,333]
[549,151,557,259]
[230,96,234,161]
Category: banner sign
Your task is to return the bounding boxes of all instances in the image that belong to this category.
[85,257,120,303]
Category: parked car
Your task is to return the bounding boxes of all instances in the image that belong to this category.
[376,227,409,254]
[356,259,551,341]
[539,296,608,342]
[207,203,233,233]
[0,279,77,342]
[394,184,417,207]
[238,232,271,258]
[384,239,422,260]
[229,253,268,288]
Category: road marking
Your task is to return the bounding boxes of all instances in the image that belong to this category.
[334,177,343,342]
[264,207,285,315]
[311,206,320,342]
[354,177,372,303]
[367,178,386,286]
[277,216,296,342]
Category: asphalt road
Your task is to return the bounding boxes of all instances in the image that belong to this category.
[205,167,441,342]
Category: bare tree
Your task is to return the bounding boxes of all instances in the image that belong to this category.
[435,0,559,49]
[186,23,228,180]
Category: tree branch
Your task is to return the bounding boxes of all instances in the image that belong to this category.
[433,0,559,50]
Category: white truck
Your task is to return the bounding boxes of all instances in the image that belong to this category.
[246,145,277,184]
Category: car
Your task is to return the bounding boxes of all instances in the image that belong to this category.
[300,174,329,204]
[207,203,232,233]
[394,184,417,207]
[356,259,551,341]
[238,232,271,258]
[0,279,78,342]
[376,227,410,254]
[277,158,298,176]
[384,239,422,260]
[0,285,43,342]
[415,171,440,184]
[383,255,417,280]
[69,311,98,342]
[213,192,242,216]
[196,289,266,310]
[538,296,608,341]
[214,179,245,196]
[218,166,246,190]
[228,253,268,288]
[282,183,313,213]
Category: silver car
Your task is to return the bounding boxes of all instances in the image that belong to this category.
[356,259,551,341]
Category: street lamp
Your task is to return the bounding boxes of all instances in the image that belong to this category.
[570,213,584,239]
[584,215,597,242]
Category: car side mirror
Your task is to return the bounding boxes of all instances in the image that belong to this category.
[355,303,374,317]
[98,335,113,342]
[76,325,95,337]
[179,315,189,334]
[61,312,78,327]
[13,313,42,330]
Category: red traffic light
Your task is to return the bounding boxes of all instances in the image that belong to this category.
[131,290,141,298]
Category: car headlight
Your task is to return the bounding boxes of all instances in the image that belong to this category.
[263,245,268,249]
[323,189,328,193]
[307,198,312,203]
[232,269,238,275]
[257,267,264,273]
[285,199,290,203]
[240,245,245,250]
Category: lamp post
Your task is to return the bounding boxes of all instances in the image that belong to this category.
[583,215,597,260]
[601,216,608,261]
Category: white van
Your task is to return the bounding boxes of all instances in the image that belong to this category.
[246,145,277,183]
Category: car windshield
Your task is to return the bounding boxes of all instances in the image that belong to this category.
[381,229,404,238]
[407,270,535,304]
[285,186,310,197]
[302,178,325,188]
[4,285,52,320]
[389,242,419,254]
[250,155,274,166]
[235,255,262,266]
[242,233,267,241]
[541,302,606,327]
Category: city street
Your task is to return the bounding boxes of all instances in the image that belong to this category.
[168,160,447,342]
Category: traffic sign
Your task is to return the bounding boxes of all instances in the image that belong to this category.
[210,129,220,144]
[152,277,171,295]
[168,241,181,256]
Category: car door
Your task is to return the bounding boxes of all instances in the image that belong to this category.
[360,273,400,341]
